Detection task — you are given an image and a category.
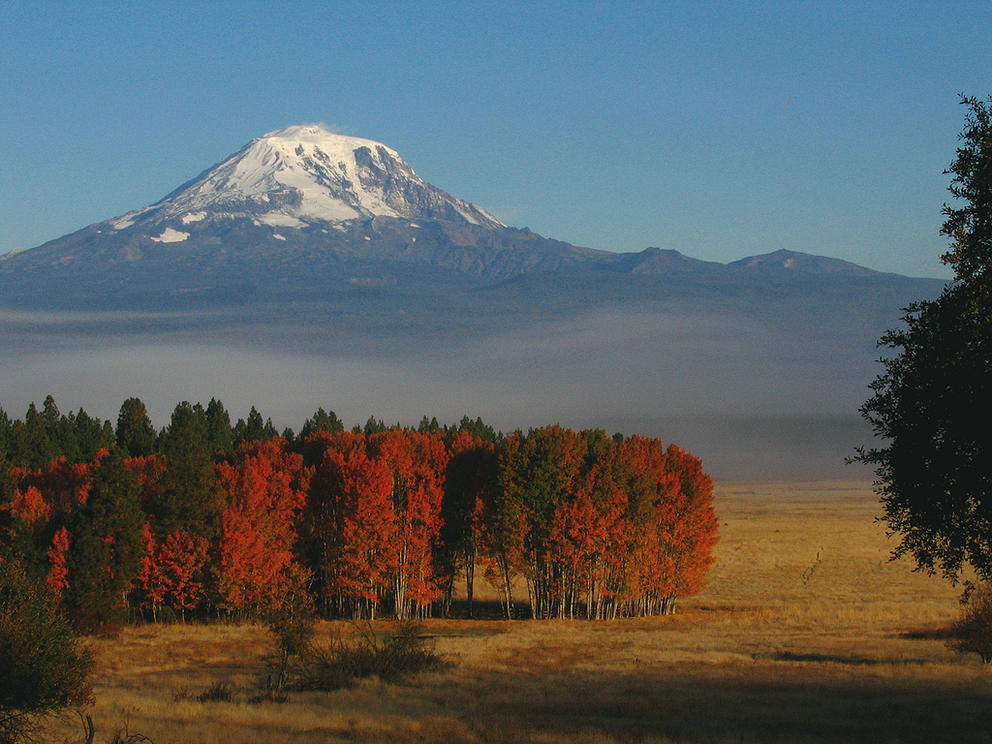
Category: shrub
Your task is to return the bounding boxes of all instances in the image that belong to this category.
[195,681,234,703]
[0,558,92,743]
[266,566,316,685]
[948,582,992,663]
[296,622,442,691]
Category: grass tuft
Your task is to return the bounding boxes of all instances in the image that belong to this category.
[194,681,235,703]
[295,621,443,691]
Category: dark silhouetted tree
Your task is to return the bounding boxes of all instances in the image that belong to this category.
[857,95,992,585]
[441,430,497,617]
[116,397,156,458]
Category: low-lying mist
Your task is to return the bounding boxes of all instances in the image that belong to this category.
[0,308,880,480]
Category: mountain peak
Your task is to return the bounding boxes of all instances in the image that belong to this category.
[108,124,504,234]
[257,123,394,152]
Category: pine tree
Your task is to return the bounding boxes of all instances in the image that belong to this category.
[0,408,11,461]
[0,557,92,741]
[233,406,278,445]
[70,408,115,462]
[204,398,233,453]
[116,397,156,457]
[154,402,220,539]
[299,408,344,439]
[64,450,145,630]
[10,403,57,469]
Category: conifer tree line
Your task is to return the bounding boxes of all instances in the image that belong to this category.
[0,396,718,627]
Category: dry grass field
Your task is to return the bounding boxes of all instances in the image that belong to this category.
[43,480,991,743]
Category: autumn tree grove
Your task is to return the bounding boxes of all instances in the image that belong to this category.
[0,397,718,624]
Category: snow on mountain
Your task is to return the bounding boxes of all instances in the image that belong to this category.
[149,227,190,243]
[112,124,504,232]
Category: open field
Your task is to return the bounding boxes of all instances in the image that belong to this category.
[45,480,990,743]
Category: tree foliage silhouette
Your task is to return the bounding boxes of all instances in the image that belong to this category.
[116,397,156,458]
[858,95,992,584]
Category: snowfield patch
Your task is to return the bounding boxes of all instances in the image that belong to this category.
[150,228,190,243]
[257,211,305,228]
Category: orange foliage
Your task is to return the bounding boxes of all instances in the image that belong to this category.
[46,526,70,600]
[7,485,51,531]
[0,417,716,623]
[18,457,92,524]
[214,438,310,615]
[308,433,397,616]
[137,528,208,620]
[370,430,450,617]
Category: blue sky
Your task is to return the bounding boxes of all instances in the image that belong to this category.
[2,1,989,278]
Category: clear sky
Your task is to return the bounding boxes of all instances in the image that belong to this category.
[2,1,989,279]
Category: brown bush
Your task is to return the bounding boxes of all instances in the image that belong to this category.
[948,582,992,663]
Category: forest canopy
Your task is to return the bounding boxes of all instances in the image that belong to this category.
[0,396,718,624]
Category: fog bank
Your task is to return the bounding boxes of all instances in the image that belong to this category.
[0,308,881,480]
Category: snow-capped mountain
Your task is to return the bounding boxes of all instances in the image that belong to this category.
[0,124,623,297]
[0,123,939,313]
[110,124,503,239]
